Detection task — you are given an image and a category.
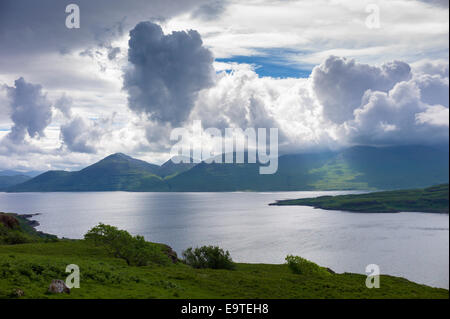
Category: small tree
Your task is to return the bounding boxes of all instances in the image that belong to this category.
[182,246,235,270]
[84,223,170,266]
[285,255,330,276]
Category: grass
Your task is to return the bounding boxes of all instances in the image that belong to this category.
[308,154,372,190]
[0,240,448,299]
[271,184,449,214]
[0,213,448,299]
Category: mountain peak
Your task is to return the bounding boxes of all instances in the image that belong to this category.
[105,153,132,160]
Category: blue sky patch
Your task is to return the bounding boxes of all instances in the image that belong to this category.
[216,53,312,78]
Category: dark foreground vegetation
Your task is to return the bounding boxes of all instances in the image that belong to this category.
[0,213,448,299]
[271,184,449,214]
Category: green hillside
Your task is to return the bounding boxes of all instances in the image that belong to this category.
[271,184,449,214]
[168,145,448,191]
[0,216,447,299]
[7,145,449,192]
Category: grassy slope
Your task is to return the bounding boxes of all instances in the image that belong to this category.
[271,184,449,213]
[0,240,448,299]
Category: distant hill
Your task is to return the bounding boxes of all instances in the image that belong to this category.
[6,153,195,192]
[0,170,41,177]
[168,145,449,191]
[0,175,31,190]
[8,153,156,192]
[0,170,25,176]
[270,184,449,214]
[0,169,42,190]
[7,145,449,192]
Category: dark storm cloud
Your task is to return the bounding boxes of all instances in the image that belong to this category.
[123,21,215,126]
[0,0,208,56]
[3,77,52,143]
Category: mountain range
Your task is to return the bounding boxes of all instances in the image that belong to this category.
[4,145,449,192]
[0,170,44,190]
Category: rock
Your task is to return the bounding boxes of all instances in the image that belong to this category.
[162,244,179,263]
[48,279,70,294]
[0,213,19,229]
[11,288,25,297]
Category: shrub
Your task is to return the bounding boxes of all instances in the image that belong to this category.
[182,246,235,270]
[84,223,170,266]
[285,255,330,276]
[0,224,34,245]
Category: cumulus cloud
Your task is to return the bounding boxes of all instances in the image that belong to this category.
[416,105,449,127]
[60,117,109,154]
[188,56,448,153]
[189,64,284,136]
[124,21,215,126]
[412,60,449,78]
[413,73,449,107]
[54,94,73,118]
[3,77,52,143]
[312,56,412,124]
[189,63,329,152]
[340,69,449,146]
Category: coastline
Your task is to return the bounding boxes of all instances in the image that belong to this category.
[269,184,449,214]
[15,213,41,228]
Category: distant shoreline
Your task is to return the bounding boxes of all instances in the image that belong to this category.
[270,184,449,214]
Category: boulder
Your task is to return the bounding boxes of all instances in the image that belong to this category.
[0,213,19,229]
[162,244,179,263]
[11,288,25,297]
[48,279,70,294]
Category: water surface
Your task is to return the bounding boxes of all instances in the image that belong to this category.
[0,191,448,288]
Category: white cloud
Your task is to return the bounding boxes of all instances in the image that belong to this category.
[0,0,448,170]
[311,56,412,124]
[165,0,449,66]
[342,73,449,145]
[416,105,449,127]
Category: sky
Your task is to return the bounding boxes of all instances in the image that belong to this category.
[0,0,448,171]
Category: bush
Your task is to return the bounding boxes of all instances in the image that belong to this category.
[285,255,330,276]
[182,246,235,270]
[0,224,34,245]
[84,223,170,266]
